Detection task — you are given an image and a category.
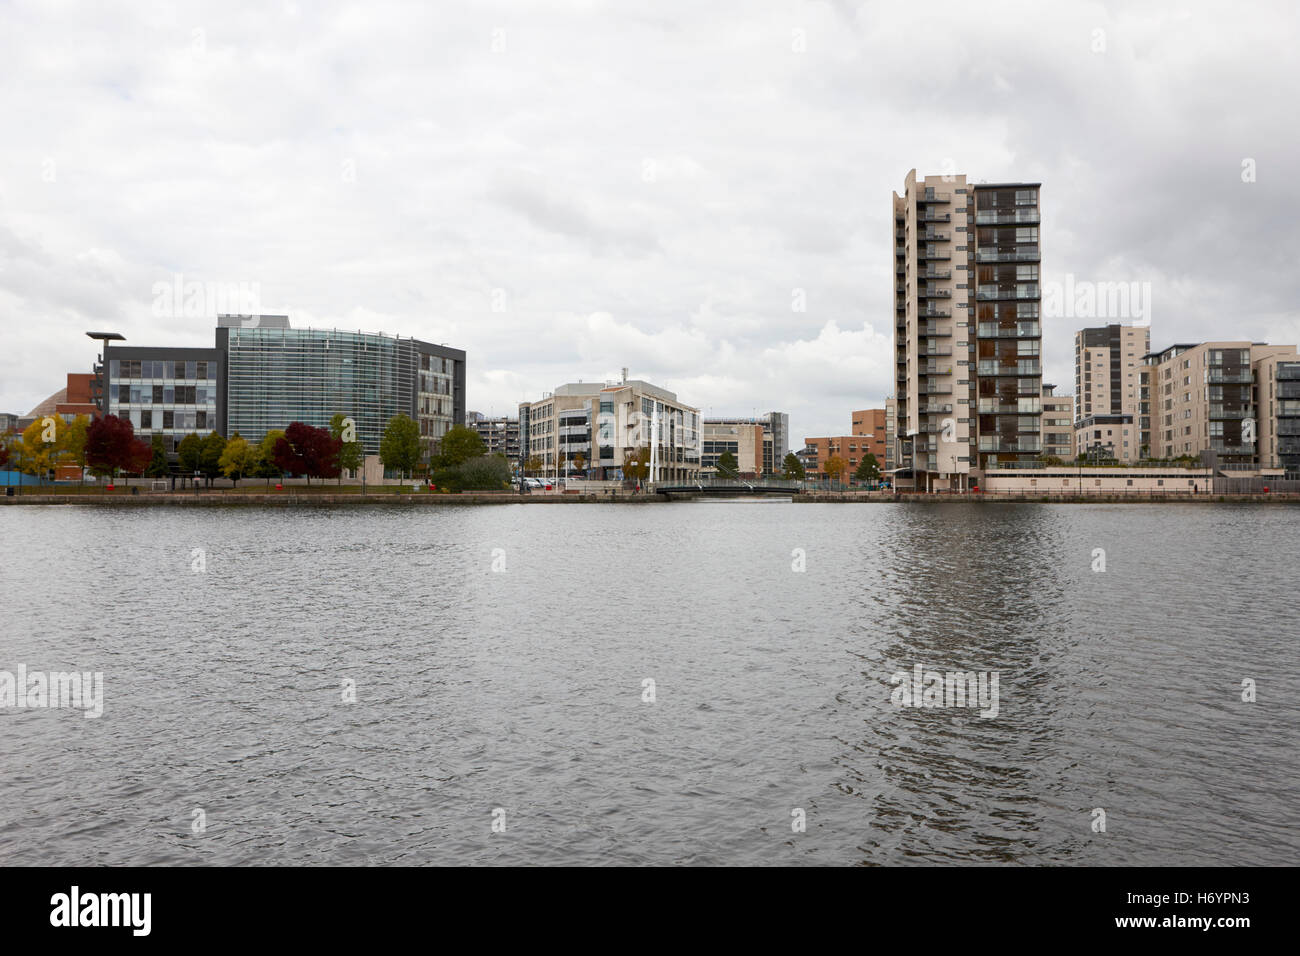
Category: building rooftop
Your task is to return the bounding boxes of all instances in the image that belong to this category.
[25,388,66,419]
[217,314,291,328]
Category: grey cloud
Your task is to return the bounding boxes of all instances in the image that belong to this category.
[0,0,1297,441]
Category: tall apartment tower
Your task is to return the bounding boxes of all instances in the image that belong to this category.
[892,170,1042,490]
[1073,323,1150,461]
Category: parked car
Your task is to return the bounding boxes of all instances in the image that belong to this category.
[522,477,543,489]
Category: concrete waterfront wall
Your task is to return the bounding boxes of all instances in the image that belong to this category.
[4,491,1299,506]
[0,492,663,506]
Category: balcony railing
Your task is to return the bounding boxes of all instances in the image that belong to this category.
[977,323,1040,338]
[922,384,954,395]
[978,361,1040,376]
[921,307,951,318]
[920,210,951,222]
[922,269,951,279]
[979,438,1042,453]
[919,191,951,203]
[922,324,952,336]
[919,403,953,414]
[921,287,952,298]
[922,247,951,260]
[975,209,1040,225]
[1209,406,1253,420]
[922,346,953,356]
[920,364,953,376]
[1211,442,1256,455]
[976,285,1040,301]
[922,230,949,242]
[1207,370,1253,384]
[978,400,1041,414]
[975,247,1040,262]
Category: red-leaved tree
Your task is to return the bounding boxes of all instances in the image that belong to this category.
[86,414,153,480]
[273,422,342,485]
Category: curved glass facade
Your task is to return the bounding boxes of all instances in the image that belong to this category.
[223,326,461,456]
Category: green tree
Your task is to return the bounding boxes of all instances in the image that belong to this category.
[854,453,880,482]
[434,453,511,492]
[781,451,805,480]
[218,434,260,486]
[199,432,227,486]
[715,450,739,478]
[177,432,202,480]
[380,414,422,478]
[330,413,365,484]
[436,424,487,468]
[256,429,286,486]
[144,434,170,478]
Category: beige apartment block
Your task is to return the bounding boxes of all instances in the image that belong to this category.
[1143,341,1297,465]
[520,372,701,482]
[701,412,788,475]
[1253,353,1300,473]
[884,397,897,471]
[1041,384,1074,460]
[891,169,1042,491]
[702,420,767,475]
[1073,324,1149,461]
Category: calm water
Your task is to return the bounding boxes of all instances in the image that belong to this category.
[1,501,1296,866]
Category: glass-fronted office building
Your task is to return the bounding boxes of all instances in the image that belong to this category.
[103,348,225,454]
[101,315,465,460]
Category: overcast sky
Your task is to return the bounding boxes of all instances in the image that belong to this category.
[2,0,1297,441]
